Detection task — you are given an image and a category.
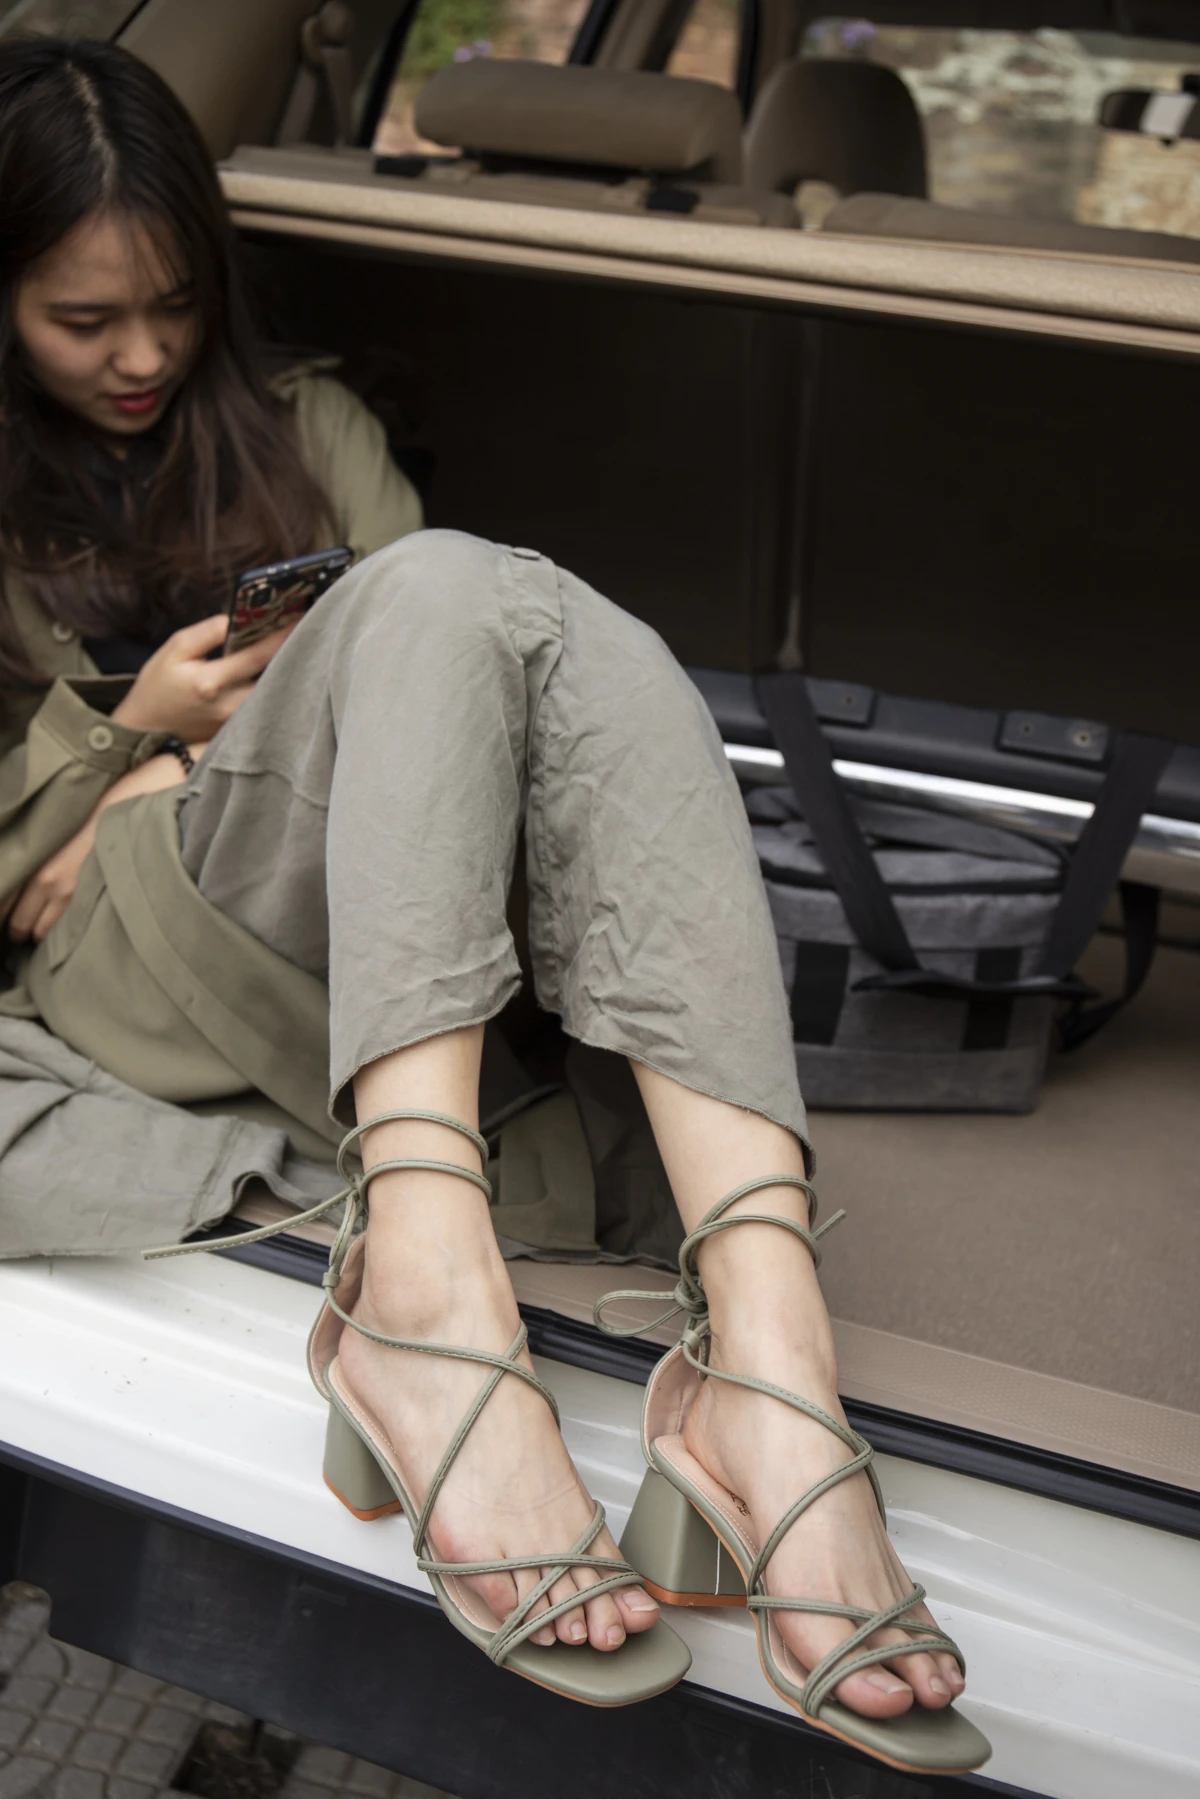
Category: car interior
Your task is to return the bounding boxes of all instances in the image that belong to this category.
[127,0,1200,267]
[46,0,1200,1509]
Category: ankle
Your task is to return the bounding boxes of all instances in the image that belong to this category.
[699,1228,828,1326]
[704,1278,839,1390]
[359,1216,514,1338]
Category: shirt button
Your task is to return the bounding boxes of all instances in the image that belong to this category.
[51,623,77,644]
[87,724,115,753]
[512,546,542,561]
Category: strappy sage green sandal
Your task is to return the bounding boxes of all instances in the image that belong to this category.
[595,1176,991,1774]
[146,1110,691,1708]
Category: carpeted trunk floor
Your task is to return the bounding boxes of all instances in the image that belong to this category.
[812,936,1200,1412]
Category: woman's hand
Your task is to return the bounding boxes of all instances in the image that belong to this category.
[7,749,203,943]
[111,613,293,739]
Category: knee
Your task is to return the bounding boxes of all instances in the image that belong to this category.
[322,529,521,684]
[348,529,509,630]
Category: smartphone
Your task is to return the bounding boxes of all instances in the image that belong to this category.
[224,545,355,656]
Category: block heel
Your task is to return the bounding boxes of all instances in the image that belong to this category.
[596,1174,992,1775]
[620,1467,746,1607]
[150,1107,691,1706]
[323,1400,403,1521]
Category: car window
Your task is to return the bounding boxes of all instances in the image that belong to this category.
[802,19,1200,242]
[375,0,594,156]
[665,0,741,89]
[0,0,141,32]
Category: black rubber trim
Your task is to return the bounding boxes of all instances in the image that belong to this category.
[734,0,760,115]
[211,1229,1200,1542]
[356,0,421,148]
[0,1441,1043,1799]
[568,0,624,65]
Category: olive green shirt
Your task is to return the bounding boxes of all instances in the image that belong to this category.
[0,367,422,910]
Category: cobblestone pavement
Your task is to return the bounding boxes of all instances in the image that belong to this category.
[0,1587,453,1799]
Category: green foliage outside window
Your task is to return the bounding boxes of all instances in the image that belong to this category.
[400,0,504,82]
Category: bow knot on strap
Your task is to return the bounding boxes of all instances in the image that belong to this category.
[593,1174,844,1356]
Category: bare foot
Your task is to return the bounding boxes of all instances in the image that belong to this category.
[683,1315,965,1720]
[337,1252,660,1654]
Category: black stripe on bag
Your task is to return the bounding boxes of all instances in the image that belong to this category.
[790,942,851,1045]
[962,948,1022,1050]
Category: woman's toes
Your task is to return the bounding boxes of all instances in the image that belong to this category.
[615,1584,660,1635]
[939,1653,965,1695]
[582,1585,626,1652]
[890,1651,954,1710]
[476,1569,520,1628]
[834,1667,915,1719]
[510,1569,557,1648]
[547,1572,588,1646]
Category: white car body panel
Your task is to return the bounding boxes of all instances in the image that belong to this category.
[0,1253,1197,1799]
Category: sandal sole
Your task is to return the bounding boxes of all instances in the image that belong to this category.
[639,1449,991,1776]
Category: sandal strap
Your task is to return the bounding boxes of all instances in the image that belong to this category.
[145,1110,638,1667]
[766,1587,965,1715]
[597,1176,969,1695]
[143,1108,492,1274]
[438,1502,638,1665]
[594,1174,843,1348]
[418,1499,639,1665]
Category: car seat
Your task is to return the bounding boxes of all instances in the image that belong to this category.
[744,58,927,203]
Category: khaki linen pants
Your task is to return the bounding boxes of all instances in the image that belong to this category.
[180,530,809,1148]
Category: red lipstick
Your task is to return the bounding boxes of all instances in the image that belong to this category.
[109,389,162,416]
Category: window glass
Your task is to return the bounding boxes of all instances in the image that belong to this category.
[803,20,1200,240]
[376,0,593,155]
[665,0,741,89]
[0,0,141,29]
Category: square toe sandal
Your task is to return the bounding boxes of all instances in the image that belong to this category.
[595,1176,992,1775]
[146,1109,691,1708]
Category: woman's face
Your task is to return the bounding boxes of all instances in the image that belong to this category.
[12,208,198,437]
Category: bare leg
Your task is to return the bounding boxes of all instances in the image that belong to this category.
[633,1065,966,1721]
[336,1028,660,1652]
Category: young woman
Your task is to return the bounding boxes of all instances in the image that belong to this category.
[0,35,987,1770]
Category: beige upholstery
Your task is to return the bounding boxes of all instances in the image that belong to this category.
[224,143,794,228]
[414,58,744,184]
[825,190,1200,265]
[744,58,926,200]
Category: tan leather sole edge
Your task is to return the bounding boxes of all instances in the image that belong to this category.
[642,1578,746,1609]
[324,1472,405,1522]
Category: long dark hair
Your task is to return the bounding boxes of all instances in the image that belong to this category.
[0,36,333,689]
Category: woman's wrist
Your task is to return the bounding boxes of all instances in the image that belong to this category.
[111,691,154,730]
[159,736,195,775]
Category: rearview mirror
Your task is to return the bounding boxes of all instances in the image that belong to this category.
[1099,77,1200,144]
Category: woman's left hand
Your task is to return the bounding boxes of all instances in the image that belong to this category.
[7,749,202,943]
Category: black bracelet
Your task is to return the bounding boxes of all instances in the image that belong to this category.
[161,736,195,775]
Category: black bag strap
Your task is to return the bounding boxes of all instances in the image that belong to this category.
[1058,880,1161,1050]
[756,671,918,972]
[1033,733,1173,978]
[756,671,1171,1013]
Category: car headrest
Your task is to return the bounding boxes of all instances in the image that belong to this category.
[744,59,926,200]
[415,59,744,185]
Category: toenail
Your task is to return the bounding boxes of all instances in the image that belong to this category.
[929,1676,950,1698]
[606,1626,624,1647]
[865,1671,907,1696]
[624,1593,658,1613]
[569,1622,586,1642]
